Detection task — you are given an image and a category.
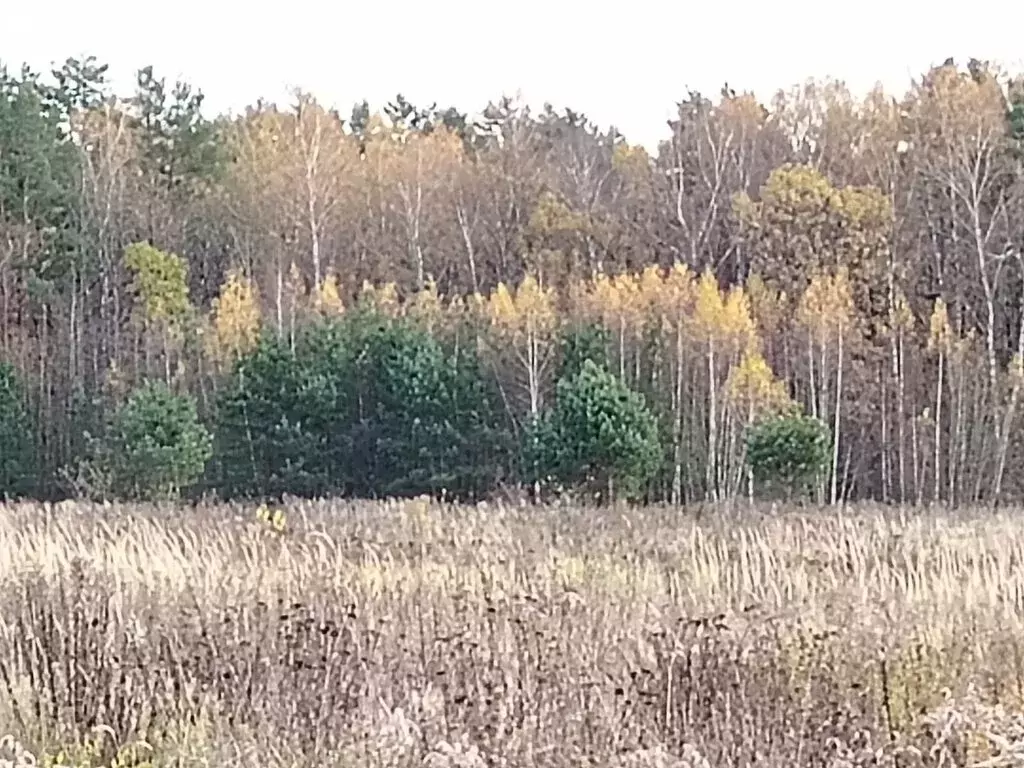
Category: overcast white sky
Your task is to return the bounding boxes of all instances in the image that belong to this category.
[2,0,1022,149]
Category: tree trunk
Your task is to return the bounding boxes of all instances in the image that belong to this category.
[830,327,843,505]
[880,365,889,502]
[933,350,943,505]
[455,200,479,294]
[671,323,684,506]
[896,330,906,505]
[706,339,718,502]
[275,257,284,340]
[950,351,965,505]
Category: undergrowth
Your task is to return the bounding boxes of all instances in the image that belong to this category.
[0,500,1022,766]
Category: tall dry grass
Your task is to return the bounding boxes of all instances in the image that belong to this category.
[0,499,1023,767]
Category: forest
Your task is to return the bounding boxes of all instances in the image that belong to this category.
[1,53,1024,505]
[7,51,1024,768]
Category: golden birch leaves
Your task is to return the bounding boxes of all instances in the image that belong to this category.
[207,270,261,366]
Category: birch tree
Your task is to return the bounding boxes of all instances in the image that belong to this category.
[906,61,1018,495]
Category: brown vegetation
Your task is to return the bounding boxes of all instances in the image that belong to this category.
[1,499,1023,766]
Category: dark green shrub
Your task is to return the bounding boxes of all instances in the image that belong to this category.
[527,359,660,502]
[213,321,353,498]
[213,313,512,500]
[91,381,212,500]
[746,412,830,501]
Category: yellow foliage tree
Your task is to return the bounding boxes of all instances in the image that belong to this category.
[693,270,727,499]
[577,271,645,382]
[406,277,444,334]
[883,286,916,504]
[726,347,791,418]
[524,191,593,284]
[358,280,400,318]
[611,142,650,175]
[797,269,855,504]
[637,266,665,317]
[655,264,697,504]
[445,291,490,353]
[613,272,645,381]
[207,270,261,368]
[486,274,558,419]
[633,265,668,386]
[123,242,193,384]
[734,163,891,319]
[312,272,345,317]
[726,344,793,498]
[704,279,760,499]
[721,285,756,354]
[223,100,356,327]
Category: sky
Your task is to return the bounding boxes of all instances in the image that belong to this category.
[2,0,1023,150]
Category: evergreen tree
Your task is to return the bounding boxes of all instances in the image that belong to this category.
[214,311,512,501]
[87,381,212,501]
[350,316,511,498]
[213,321,354,499]
[527,359,660,502]
[0,362,36,498]
[746,412,831,502]
[558,322,611,380]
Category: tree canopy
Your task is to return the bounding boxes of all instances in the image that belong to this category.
[528,359,661,502]
[0,54,1023,506]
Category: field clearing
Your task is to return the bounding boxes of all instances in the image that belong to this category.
[1,501,1024,767]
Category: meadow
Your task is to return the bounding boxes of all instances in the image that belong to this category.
[1,499,1023,767]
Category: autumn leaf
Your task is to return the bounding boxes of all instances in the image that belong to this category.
[927,297,952,356]
[726,345,792,417]
[207,269,261,365]
[312,272,345,317]
[123,242,191,328]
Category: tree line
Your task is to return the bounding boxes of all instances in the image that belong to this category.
[1,53,1023,505]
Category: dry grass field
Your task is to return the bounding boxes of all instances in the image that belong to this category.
[1,499,1024,767]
